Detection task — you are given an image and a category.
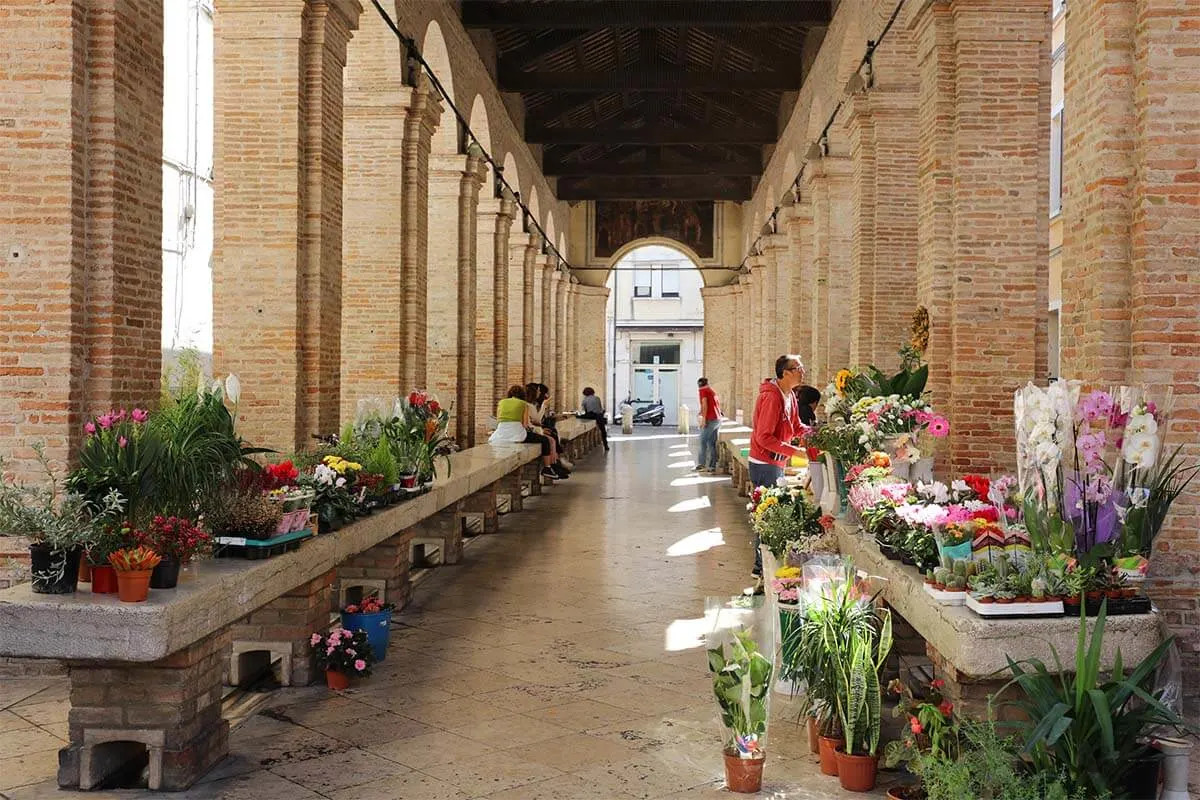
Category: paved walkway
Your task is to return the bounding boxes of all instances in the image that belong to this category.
[1,431,888,798]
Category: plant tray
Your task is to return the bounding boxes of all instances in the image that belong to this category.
[213,528,313,560]
[923,584,967,606]
[966,595,1064,618]
[1082,596,1152,617]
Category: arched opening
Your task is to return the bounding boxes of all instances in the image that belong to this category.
[421,21,458,154]
[604,242,705,427]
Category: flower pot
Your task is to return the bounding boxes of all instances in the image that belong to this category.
[399,474,418,489]
[1086,591,1103,602]
[887,784,924,800]
[340,608,392,661]
[900,554,916,567]
[150,557,180,589]
[977,596,995,604]
[325,669,350,691]
[911,457,934,484]
[722,750,765,793]
[818,735,844,776]
[78,556,92,583]
[836,748,879,792]
[808,461,825,504]
[115,569,153,603]
[28,544,82,594]
[90,565,119,594]
[995,597,1014,604]
[807,716,819,754]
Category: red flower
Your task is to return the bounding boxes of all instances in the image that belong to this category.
[345,604,359,614]
[428,401,441,414]
[910,718,923,735]
[962,474,990,500]
[939,700,954,717]
[806,446,822,461]
[970,506,1000,523]
[931,678,945,689]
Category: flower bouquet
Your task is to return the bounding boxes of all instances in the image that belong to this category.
[311,627,375,690]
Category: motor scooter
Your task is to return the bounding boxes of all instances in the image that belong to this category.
[619,397,665,427]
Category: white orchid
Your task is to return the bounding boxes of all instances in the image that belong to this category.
[1123,430,1160,470]
[225,374,241,405]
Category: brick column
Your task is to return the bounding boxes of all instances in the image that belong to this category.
[803,155,853,386]
[229,569,334,688]
[0,0,163,478]
[214,0,362,451]
[1060,0,1200,719]
[341,22,428,419]
[784,199,816,367]
[762,234,792,356]
[745,259,764,384]
[427,151,485,445]
[733,282,748,416]
[912,0,1050,474]
[508,233,538,387]
[701,286,738,413]
[401,76,442,390]
[555,271,569,400]
[565,282,579,400]
[573,285,610,408]
[335,530,415,617]
[542,267,560,386]
[530,254,547,382]
[475,193,515,441]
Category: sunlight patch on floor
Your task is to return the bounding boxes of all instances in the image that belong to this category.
[671,475,730,487]
[666,527,724,557]
[668,496,712,513]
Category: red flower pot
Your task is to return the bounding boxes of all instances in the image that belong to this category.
[325,669,350,691]
[835,748,879,792]
[723,750,764,793]
[90,565,119,594]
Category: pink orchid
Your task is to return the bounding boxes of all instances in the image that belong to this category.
[84,422,96,435]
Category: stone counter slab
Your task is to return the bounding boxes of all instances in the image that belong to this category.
[0,443,538,662]
[836,523,1165,679]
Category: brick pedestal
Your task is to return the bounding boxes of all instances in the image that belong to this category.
[461,482,500,535]
[927,642,1020,723]
[335,529,415,613]
[522,461,543,497]
[498,469,524,513]
[229,569,334,687]
[412,501,466,564]
[59,629,230,791]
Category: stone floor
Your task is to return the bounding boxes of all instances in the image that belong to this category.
[1,431,894,798]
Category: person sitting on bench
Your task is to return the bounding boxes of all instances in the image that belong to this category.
[579,387,610,452]
[489,385,567,480]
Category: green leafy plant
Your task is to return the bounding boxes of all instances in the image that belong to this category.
[1119,444,1200,558]
[364,437,399,489]
[997,600,1189,797]
[708,628,773,754]
[66,409,163,524]
[834,602,892,756]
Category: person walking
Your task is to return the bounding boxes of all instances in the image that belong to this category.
[695,377,722,472]
[579,387,610,452]
[748,355,807,587]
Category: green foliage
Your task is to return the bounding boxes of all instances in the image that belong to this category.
[66,415,162,524]
[708,628,773,747]
[997,600,1188,797]
[835,605,892,755]
[1121,444,1200,558]
[364,438,399,487]
[865,363,928,400]
[160,348,207,405]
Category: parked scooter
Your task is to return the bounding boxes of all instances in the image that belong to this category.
[619,397,666,427]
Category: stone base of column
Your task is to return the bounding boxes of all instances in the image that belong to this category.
[926,643,1018,722]
[59,629,231,791]
[412,502,465,564]
[335,530,415,612]
[229,570,334,687]
[498,470,524,513]
[461,483,499,534]
[522,462,543,496]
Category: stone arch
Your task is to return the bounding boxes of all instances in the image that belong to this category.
[421,20,459,154]
[605,237,714,286]
[782,150,799,195]
[525,186,540,234]
[557,229,566,258]
[544,213,557,252]
[501,151,520,204]
[836,14,867,89]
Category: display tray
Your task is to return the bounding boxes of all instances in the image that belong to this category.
[1079,596,1153,617]
[923,584,967,606]
[214,528,314,560]
[966,595,1064,618]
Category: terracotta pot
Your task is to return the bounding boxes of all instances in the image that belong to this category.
[1106,590,1122,600]
[90,565,119,594]
[977,596,995,604]
[1123,588,1137,599]
[78,556,92,583]
[325,669,350,691]
[1016,595,1031,603]
[807,716,820,754]
[946,587,965,594]
[836,748,879,792]
[115,569,152,603]
[1086,591,1103,602]
[932,583,945,591]
[818,735,844,776]
[722,750,765,793]
[995,597,1014,604]
[887,784,925,800]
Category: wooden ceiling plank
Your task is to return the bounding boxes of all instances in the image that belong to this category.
[461,1,832,29]
[499,68,798,92]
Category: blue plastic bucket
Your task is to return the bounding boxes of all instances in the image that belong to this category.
[339,609,392,662]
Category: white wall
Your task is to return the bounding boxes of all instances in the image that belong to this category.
[162,0,214,356]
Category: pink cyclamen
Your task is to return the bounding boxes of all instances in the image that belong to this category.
[354,659,367,671]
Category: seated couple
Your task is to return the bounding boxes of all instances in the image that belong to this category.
[488,385,571,480]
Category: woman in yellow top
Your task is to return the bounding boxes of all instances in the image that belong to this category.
[488,385,565,480]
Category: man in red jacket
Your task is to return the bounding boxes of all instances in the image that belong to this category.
[748,354,807,582]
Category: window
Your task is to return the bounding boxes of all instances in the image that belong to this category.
[1050,105,1064,217]
[633,268,652,298]
[1053,0,1066,19]
[637,342,680,365]
[660,269,680,298]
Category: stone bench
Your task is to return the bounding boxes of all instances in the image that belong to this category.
[554,414,602,461]
[0,441,550,791]
[835,522,1165,716]
[717,423,752,495]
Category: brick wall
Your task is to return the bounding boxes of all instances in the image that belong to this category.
[573,286,609,407]
[701,286,737,416]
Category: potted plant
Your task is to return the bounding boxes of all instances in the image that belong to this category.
[86,521,134,594]
[340,594,395,661]
[310,627,374,690]
[833,606,893,791]
[137,515,210,589]
[207,469,284,540]
[708,626,773,792]
[66,409,162,525]
[0,446,123,594]
[883,676,957,800]
[109,545,162,603]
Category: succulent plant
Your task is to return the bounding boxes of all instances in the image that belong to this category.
[1030,576,1047,600]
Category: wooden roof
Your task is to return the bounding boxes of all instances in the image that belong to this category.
[461,0,831,201]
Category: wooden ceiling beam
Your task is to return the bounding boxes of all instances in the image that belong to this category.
[500,30,594,69]
[543,159,762,177]
[527,125,775,145]
[499,68,798,92]
[462,1,832,29]
[556,176,753,201]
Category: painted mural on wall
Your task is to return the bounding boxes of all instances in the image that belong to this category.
[594,200,715,259]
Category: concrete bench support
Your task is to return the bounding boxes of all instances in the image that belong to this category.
[335,529,415,612]
[522,461,543,496]
[60,628,231,791]
[498,470,524,513]
[229,569,334,687]
[413,501,466,564]
[460,482,500,534]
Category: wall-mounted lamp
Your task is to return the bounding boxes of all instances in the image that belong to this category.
[845,47,875,94]
[805,135,828,161]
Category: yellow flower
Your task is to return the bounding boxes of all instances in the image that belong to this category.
[835,369,852,396]
[774,566,801,579]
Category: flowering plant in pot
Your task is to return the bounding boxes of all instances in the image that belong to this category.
[207,469,283,540]
[108,545,162,603]
[340,594,395,662]
[135,516,210,589]
[0,446,123,593]
[311,628,375,690]
[882,677,957,798]
[66,408,162,525]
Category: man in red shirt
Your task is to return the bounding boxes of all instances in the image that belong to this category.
[748,354,807,580]
[695,377,722,471]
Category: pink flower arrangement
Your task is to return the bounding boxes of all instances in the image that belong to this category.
[310,627,375,678]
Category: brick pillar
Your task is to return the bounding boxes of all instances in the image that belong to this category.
[564,282,579,400]
[475,194,515,441]
[214,0,361,451]
[401,76,441,390]
[573,285,610,408]
[803,155,853,387]
[701,286,737,412]
[784,199,815,367]
[542,267,560,386]
[427,151,485,445]
[61,629,231,791]
[912,0,1050,474]
[733,282,748,416]
[555,272,569,400]
[746,259,765,386]
[844,74,920,368]
[762,233,792,356]
[342,21,420,419]
[1060,0,1200,727]
[0,0,163,478]
[230,569,334,688]
[508,234,537,387]
[530,255,546,382]
[335,530,415,616]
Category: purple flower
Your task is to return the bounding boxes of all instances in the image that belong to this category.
[1077,390,1113,423]
[97,414,114,430]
